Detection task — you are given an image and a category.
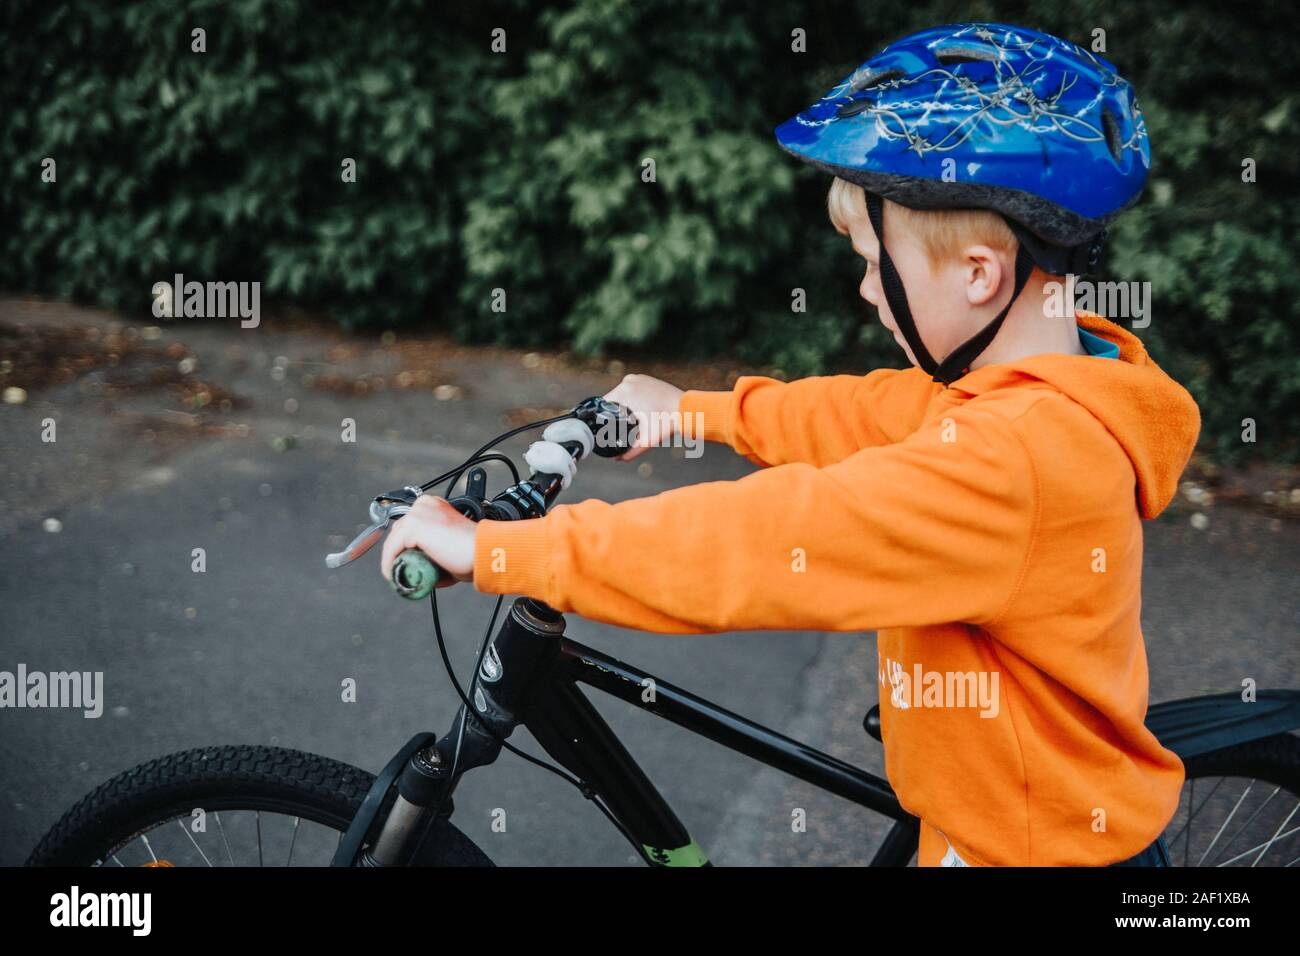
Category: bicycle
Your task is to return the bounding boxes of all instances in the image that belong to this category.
[26,397,1300,867]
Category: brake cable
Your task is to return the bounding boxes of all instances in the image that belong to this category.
[409,415,654,865]
[433,412,574,497]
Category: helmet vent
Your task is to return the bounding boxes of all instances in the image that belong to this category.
[847,68,903,94]
[935,45,997,66]
[1100,107,1124,162]
[836,97,875,118]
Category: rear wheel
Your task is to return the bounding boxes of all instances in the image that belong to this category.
[26,744,493,867]
[1165,732,1300,867]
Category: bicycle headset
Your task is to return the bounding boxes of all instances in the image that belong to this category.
[773,22,1150,385]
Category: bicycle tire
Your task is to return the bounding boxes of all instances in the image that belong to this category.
[1181,731,1300,791]
[26,744,494,867]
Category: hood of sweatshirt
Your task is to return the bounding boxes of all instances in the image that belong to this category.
[951,311,1201,519]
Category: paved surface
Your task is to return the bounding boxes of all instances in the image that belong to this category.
[1,297,1297,866]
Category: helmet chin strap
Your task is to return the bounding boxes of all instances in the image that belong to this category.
[865,193,1035,386]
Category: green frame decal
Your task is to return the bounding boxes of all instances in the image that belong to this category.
[643,839,709,867]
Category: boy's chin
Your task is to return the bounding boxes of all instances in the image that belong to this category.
[873,320,919,367]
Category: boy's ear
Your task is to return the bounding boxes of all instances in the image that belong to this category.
[963,245,1005,307]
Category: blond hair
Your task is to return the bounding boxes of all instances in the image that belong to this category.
[827,176,1016,271]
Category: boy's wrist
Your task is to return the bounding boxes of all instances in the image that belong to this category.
[472,516,555,601]
[678,388,734,446]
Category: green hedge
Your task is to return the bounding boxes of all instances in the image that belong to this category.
[2,0,1296,461]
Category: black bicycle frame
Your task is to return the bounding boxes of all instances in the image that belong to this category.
[548,634,915,864]
[340,595,919,867]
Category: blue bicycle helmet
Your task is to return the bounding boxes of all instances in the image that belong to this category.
[775,23,1150,383]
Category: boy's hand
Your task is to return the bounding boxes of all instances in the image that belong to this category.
[379,495,476,587]
[603,374,684,462]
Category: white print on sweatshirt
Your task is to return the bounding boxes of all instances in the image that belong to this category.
[878,656,999,718]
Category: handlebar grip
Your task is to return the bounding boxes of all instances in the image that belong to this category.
[391,549,444,600]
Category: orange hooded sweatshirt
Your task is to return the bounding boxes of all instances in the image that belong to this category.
[473,311,1201,866]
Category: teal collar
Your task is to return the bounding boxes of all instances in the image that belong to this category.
[1078,326,1120,359]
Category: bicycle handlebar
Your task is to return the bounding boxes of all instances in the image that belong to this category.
[388,396,636,599]
[391,550,445,599]
[329,396,637,601]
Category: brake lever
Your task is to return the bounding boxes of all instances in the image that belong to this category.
[324,485,423,569]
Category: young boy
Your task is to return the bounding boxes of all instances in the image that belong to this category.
[380,23,1200,866]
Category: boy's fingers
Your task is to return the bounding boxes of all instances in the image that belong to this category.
[412,494,448,516]
[379,523,411,581]
[603,380,633,406]
[634,411,652,446]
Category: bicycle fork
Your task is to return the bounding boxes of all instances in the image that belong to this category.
[360,598,567,866]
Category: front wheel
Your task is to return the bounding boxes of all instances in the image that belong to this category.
[26,744,493,867]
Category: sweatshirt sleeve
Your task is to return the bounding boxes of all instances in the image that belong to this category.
[473,404,1038,634]
[678,367,938,469]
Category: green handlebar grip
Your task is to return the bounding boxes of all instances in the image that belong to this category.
[391,549,444,600]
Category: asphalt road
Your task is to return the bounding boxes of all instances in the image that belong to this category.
[1,297,1297,866]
